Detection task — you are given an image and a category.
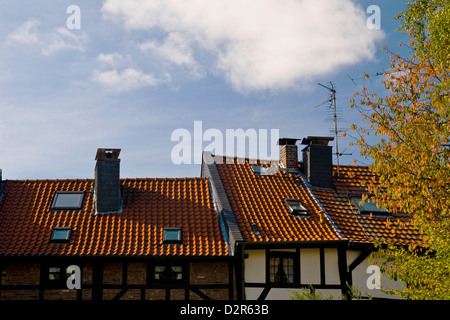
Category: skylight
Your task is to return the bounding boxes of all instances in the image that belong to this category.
[163,228,182,243]
[251,223,261,236]
[352,196,389,215]
[50,227,72,243]
[251,166,270,176]
[51,191,84,210]
[284,199,308,216]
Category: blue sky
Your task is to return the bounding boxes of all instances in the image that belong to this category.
[0,0,412,180]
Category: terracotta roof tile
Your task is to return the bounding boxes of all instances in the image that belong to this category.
[214,157,342,243]
[0,178,229,257]
[312,165,422,245]
[213,156,421,246]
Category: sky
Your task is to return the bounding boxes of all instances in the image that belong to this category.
[0,0,413,180]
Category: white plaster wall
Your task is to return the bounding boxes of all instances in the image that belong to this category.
[265,288,295,300]
[348,250,406,299]
[300,248,320,284]
[245,287,264,300]
[244,249,266,283]
[324,248,341,285]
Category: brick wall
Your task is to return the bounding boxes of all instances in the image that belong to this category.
[280,144,299,170]
[0,260,234,300]
[190,262,229,284]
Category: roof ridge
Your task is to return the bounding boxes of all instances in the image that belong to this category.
[211,154,371,169]
[3,178,93,183]
[120,177,205,181]
[3,177,207,183]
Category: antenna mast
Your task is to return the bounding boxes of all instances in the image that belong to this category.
[317,82,341,177]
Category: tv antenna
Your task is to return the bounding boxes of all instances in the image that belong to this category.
[316,82,351,177]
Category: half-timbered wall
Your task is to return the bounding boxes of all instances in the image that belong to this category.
[0,259,236,300]
[347,250,405,299]
[243,245,347,300]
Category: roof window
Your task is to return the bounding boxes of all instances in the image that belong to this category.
[51,191,85,210]
[352,196,390,216]
[251,223,261,236]
[163,228,182,243]
[251,166,270,176]
[284,199,308,216]
[50,227,72,243]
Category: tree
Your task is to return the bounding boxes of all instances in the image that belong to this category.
[349,0,450,299]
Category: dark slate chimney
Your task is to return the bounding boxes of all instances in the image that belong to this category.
[94,148,121,214]
[301,136,334,188]
[277,138,300,172]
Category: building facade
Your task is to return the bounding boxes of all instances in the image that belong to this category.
[201,137,421,300]
[0,149,236,300]
[0,141,422,300]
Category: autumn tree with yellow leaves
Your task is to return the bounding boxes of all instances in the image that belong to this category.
[350,0,449,299]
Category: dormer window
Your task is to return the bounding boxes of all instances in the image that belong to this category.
[352,196,390,216]
[163,228,182,243]
[51,191,85,210]
[284,199,308,216]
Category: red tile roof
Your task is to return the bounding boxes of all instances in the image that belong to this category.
[214,157,343,243]
[322,165,422,245]
[213,156,422,246]
[0,178,229,257]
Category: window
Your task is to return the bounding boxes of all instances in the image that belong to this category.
[251,223,260,236]
[251,166,270,176]
[45,265,71,287]
[48,267,64,281]
[50,227,72,243]
[284,199,308,216]
[163,228,182,243]
[251,166,277,176]
[352,196,389,216]
[51,191,85,210]
[153,265,184,282]
[269,252,295,284]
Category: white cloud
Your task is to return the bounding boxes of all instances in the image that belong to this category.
[96,52,131,68]
[92,53,163,93]
[91,67,159,93]
[42,27,88,56]
[139,32,204,79]
[6,19,41,44]
[102,0,384,93]
[7,19,88,56]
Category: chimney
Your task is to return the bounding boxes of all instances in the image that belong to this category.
[277,138,300,172]
[94,148,121,214]
[301,136,334,188]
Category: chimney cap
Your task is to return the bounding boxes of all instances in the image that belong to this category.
[95,148,121,161]
[277,138,300,146]
[301,136,334,146]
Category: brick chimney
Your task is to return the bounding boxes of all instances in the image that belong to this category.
[277,138,300,172]
[94,148,122,214]
[301,136,334,188]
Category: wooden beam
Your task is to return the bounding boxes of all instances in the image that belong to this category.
[320,247,326,285]
[92,262,103,301]
[190,288,212,300]
[337,246,350,298]
[112,288,128,300]
[257,287,271,300]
